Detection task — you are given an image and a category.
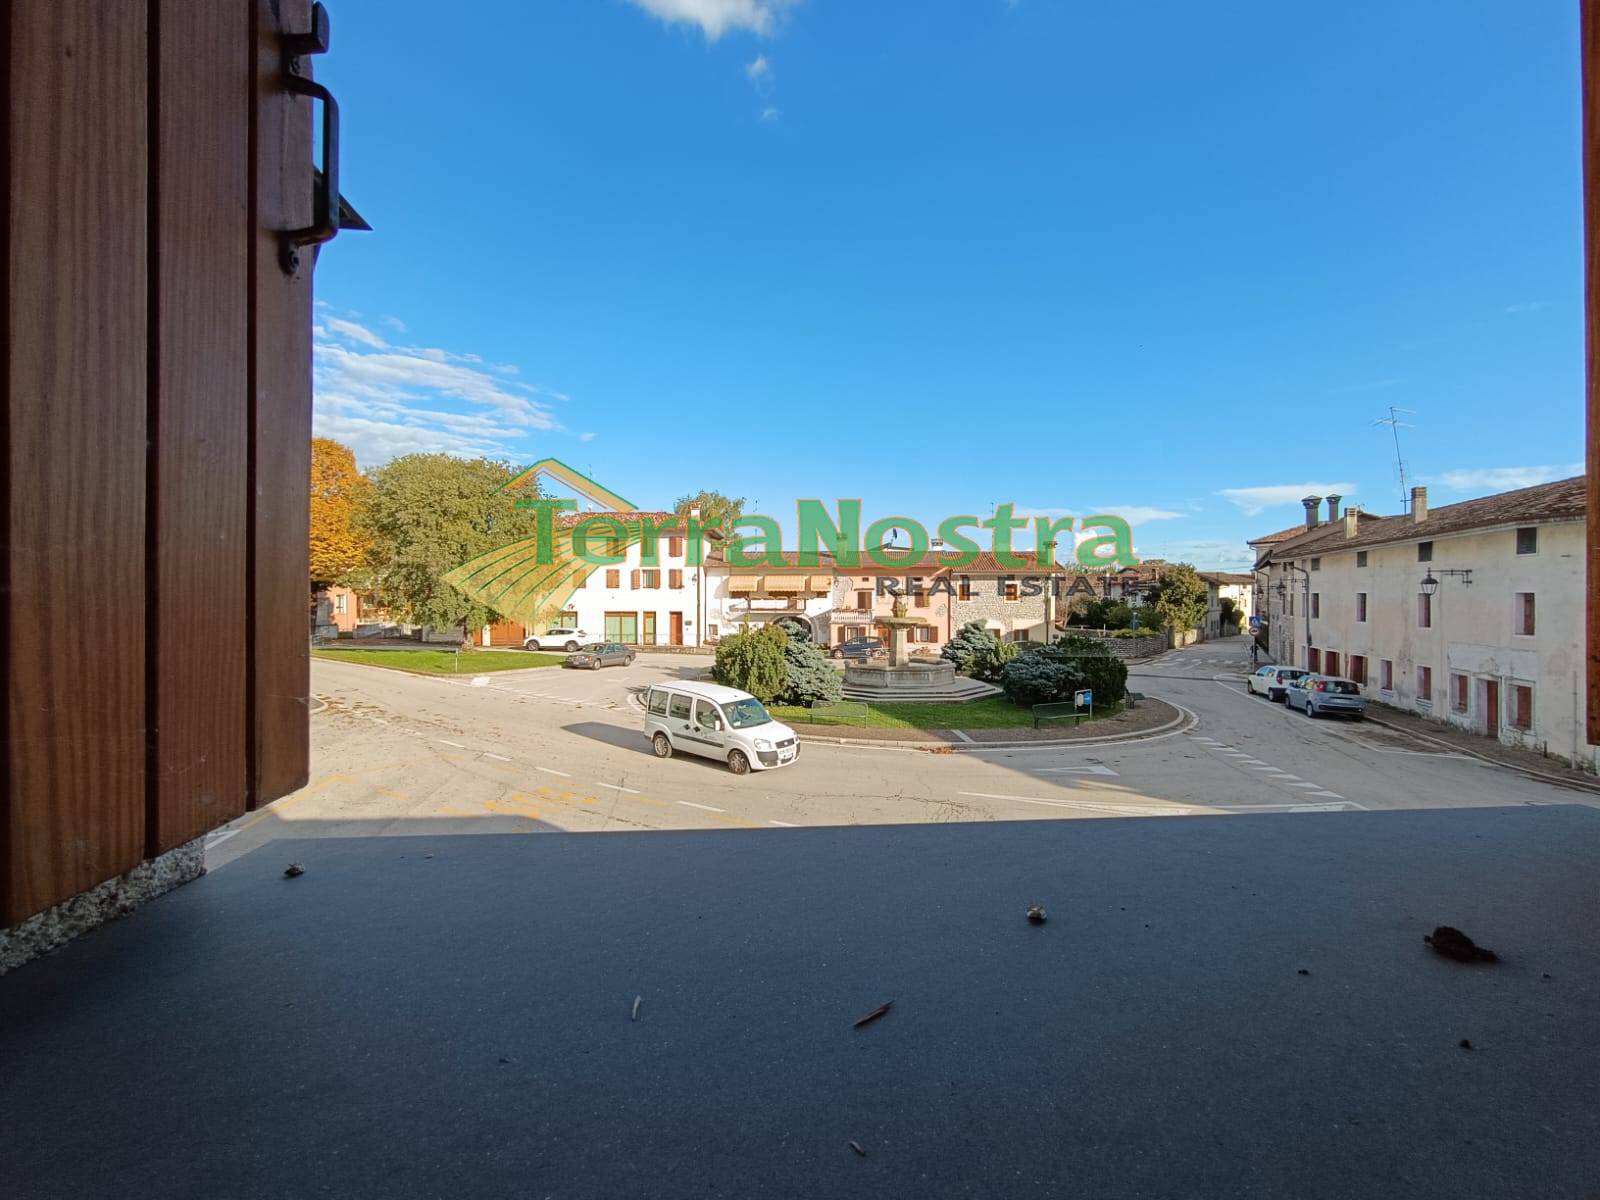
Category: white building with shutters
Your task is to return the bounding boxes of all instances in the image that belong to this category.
[1255,479,1593,769]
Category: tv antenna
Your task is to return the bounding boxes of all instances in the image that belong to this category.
[1373,406,1415,510]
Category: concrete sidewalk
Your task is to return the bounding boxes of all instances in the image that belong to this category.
[3,807,1597,1199]
[1365,704,1600,793]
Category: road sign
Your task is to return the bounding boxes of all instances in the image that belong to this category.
[1074,689,1092,708]
[1249,616,1262,631]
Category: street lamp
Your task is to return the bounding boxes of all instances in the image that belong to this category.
[1419,573,1439,597]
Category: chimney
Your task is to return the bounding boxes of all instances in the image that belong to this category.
[1344,506,1359,538]
[1301,495,1322,528]
[1410,486,1427,523]
[1325,494,1341,523]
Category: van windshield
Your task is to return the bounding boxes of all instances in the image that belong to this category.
[725,698,772,729]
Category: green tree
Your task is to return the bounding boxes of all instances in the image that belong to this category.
[781,635,843,706]
[941,620,998,673]
[1147,563,1208,636]
[1000,635,1129,707]
[674,489,746,531]
[354,454,538,631]
[712,625,789,703]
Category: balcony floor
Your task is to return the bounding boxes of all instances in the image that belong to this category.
[2,807,1597,1198]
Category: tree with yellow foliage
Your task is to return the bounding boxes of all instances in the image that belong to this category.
[309,437,372,585]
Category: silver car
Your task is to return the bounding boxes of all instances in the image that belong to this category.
[1286,674,1365,720]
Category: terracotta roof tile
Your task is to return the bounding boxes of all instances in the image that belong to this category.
[1259,477,1585,562]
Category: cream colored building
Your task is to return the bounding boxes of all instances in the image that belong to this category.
[1256,478,1592,768]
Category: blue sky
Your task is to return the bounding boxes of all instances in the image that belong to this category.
[313,0,1584,569]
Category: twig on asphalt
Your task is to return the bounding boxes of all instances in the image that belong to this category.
[848,1141,866,1157]
[631,995,642,1022]
[853,1000,894,1029]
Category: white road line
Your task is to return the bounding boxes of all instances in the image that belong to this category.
[1236,759,1265,765]
[768,820,797,827]
[439,740,467,749]
[593,781,641,794]
[205,829,241,847]
[1286,782,1324,789]
[484,752,511,762]
[1248,765,1280,771]
[948,729,975,744]
[1271,774,1302,781]
[1307,790,1344,798]
[678,800,725,813]
[537,766,573,778]
[1036,764,1119,776]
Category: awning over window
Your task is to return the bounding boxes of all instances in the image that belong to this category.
[728,576,759,592]
[764,575,806,592]
[808,575,832,591]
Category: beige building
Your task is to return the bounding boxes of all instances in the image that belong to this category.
[1255,478,1591,768]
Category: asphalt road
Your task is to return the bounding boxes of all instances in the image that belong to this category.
[207,637,1595,868]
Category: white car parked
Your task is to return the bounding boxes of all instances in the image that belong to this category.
[644,680,799,775]
[523,627,591,652]
[1247,663,1311,702]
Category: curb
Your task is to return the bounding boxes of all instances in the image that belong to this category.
[795,702,1194,752]
[1361,712,1600,796]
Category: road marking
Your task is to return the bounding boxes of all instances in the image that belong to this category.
[1286,782,1323,789]
[594,782,641,794]
[948,729,975,744]
[1307,790,1343,798]
[678,800,725,813]
[769,820,797,827]
[1289,803,1348,813]
[439,739,467,749]
[537,767,573,778]
[1036,764,1119,776]
[484,752,511,762]
[984,795,1198,817]
[205,829,240,847]
[1236,759,1265,765]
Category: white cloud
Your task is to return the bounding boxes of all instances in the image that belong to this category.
[381,315,408,333]
[760,106,781,121]
[321,316,388,349]
[1092,505,1185,524]
[578,431,598,442]
[314,314,567,468]
[1431,463,1582,493]
[1504,300,1551,314]
[626,0,798,40]
[746,54,771,81]
[1218,482,1358,517]
[1147,540,1255,571]
[1011,505,1184,526]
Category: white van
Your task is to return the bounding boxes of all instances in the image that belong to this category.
[643,680,800,775]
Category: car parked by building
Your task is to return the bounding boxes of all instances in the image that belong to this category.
[832,635,887,662]
[1247,664,1310,702]
[643,680,799,774]
[564,642,636,670]
[1285,675,1366,720]
[525,626,591,652]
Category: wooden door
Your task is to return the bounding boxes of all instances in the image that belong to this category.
[670,612,684,645]
[3,0,317,925]
[1484,680,1500,736]
[642,613,657,645]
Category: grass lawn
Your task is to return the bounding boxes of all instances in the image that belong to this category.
[768,696,1122,730]
[312,648,565,675]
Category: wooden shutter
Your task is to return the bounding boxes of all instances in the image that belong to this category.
[3,0,315,923]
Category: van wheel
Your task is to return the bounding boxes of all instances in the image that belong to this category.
[652,733,672,759]
[727,749,751,775]
[564,641,579,652]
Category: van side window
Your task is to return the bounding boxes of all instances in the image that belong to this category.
[668,694,691,721]
[647,689,668,716]
[695,699,722,729]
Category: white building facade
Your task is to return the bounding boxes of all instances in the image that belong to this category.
[1258,480,1593,769]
